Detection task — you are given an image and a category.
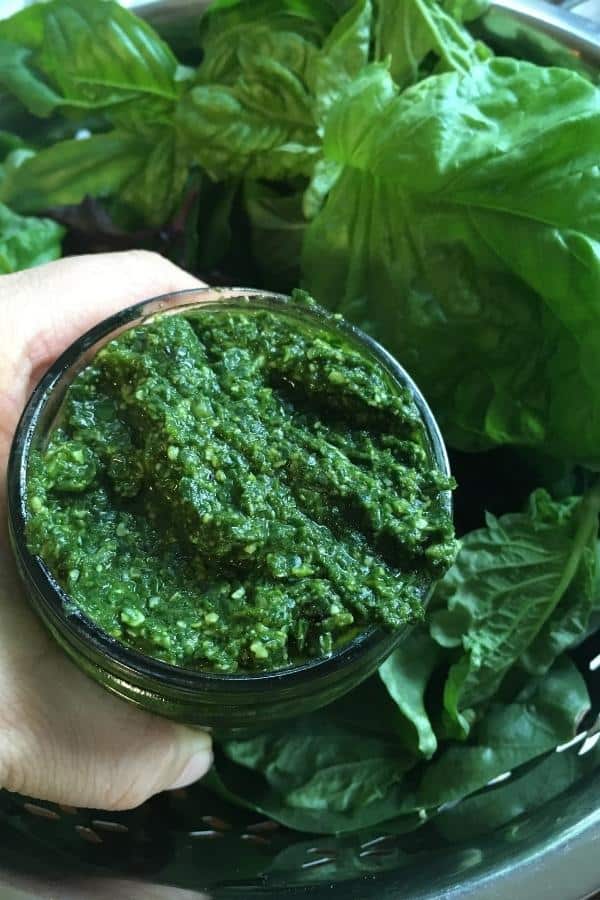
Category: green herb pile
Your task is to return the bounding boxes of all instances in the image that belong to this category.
[1,0,598,837]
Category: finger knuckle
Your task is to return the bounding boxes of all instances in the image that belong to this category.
[98,730,180,811]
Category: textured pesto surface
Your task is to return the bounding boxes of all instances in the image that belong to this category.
[26,298,457,673]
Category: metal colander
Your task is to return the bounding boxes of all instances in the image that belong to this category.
[0,628,597,899]
[0,1,598,898]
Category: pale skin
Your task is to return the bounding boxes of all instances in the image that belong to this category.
[0,251,213,810]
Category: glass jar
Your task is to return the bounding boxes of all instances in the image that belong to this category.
[7,288,452,731]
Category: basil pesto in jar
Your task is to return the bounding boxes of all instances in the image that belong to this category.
[25,291,457,674]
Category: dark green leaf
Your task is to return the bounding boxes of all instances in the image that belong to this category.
[435,489,599,734]
[208,654,590,833]
[520,543,598,675]
[0,201,64,273]
[117,131,190,228]
[379,627,442,757]
[326,673,416,740]
[193,177,238,272]
[417,656,590,808]
[0,144,35,192]
[213,715,416,833]
[244,179,306,291]
[0,131,25,155]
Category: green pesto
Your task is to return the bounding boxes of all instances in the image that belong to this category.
[26,294,457,673]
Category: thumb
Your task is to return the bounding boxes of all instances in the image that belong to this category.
[0,641,213,810]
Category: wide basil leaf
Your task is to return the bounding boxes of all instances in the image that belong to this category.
[182,0,371,182]
[302,59,600,463]
[375,0,490,87]
[379,627,442,758]
[416,656,590,808]
[434,738,600,841]
[214,715,417,833]
[176,78,318,181]
[207,655,589,833]
[186,4,321,180]
[1,130,187,228]
[431,489,599,735]
[197,0,337,83]
[1,132,147,210]
[0,0,179,118]
[0,201,64,274]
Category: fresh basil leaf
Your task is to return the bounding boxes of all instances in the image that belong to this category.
[302,158,342,218]
[0,201,64,273]
[1,130,187,228]
[0,143,35,192]
[176,80,319,181]
[208,654,589,833]
[0,0,179,118]
[434,738,600,841]
[307,0,372,126]
[222,716,413,794]
[192,14,321,180]
[303,59,600,463]
[214,715,417,833]
[0,38,61,117]
[183,0,372,183]
[210,752,416,834]
[429,605,470,648]
[117,131,190,228]
[375,0,490,87]
[244,179,306,291]
[326,673,417,740]
[190,177,238,272]
[520,542,598,675]
[379,627,442,758]
[417,656,591,808]
[0,131,26,156]
[1,132,149,212]
[434,489,599,735]
[197,0,337,83]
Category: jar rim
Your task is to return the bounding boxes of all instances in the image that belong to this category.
[7,286,451,696]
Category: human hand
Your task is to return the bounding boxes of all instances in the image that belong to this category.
[0,251,213,810]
